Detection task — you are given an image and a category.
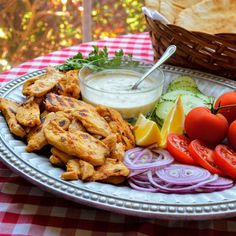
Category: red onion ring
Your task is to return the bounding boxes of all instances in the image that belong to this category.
[147,171,218,193]
[124,148,174,170]
[128,179,157,192]
[204,176,233,187]
[155,164,211,185]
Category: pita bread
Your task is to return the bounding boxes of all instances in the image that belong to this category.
[176,0,236,34]
[172,0,202,8]
[159,0,202,24]
[145,0,160,11]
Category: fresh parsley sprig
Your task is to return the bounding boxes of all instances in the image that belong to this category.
[57,46,127,71]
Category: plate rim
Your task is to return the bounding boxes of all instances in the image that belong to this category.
[0,65,236,220]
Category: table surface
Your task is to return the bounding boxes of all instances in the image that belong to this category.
[1,32,236,236]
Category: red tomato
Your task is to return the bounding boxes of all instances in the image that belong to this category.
[188,139,224,175]
[228,120,236,151]
[184,107,228,146]
[214,144,236,178]
[214,91,236,124]
[166,134,197,165]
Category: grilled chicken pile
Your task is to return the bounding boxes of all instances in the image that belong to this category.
[0,66,135,184]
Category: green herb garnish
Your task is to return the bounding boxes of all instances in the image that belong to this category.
[57,46,128,72]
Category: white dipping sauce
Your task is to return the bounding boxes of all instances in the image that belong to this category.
[81,69,163,118]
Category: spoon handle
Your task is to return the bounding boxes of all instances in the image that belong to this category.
[131,45,177,90]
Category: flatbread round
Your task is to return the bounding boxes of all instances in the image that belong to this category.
[176,0,236,34]
[145,0,160,11]
[159,0,202,24]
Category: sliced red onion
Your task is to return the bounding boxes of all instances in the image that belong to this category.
[125,147,234,193]
[204,176,233,187]
[155,164,211,185]
[124,148,174,170]
[147,170,219,193]
[199,184,234,190]
[128,179,158,192]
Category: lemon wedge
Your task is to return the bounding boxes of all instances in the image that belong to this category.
[134,114,162,146]
[159,96,185,148]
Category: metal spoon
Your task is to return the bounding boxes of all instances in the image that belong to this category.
[131,45,177,90]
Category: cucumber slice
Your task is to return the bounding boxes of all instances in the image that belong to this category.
[155,116,164,127]
[181,94,209,115]
[167,84,201,93]
[161,90,196,102]
[195,93,213,104]
[162,90,213,105]
[155,101,175,121]
[167,76,200,93]
[168,76,197,88]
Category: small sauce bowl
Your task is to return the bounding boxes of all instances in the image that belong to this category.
[79,57,165,119]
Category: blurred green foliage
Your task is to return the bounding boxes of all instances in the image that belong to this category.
[0,0,146,71]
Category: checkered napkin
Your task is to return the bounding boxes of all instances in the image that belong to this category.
[1,32,236,236]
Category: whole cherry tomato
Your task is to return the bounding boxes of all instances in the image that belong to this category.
[184,107,229,146]
[228,120,236,151]
[214,91,236,124]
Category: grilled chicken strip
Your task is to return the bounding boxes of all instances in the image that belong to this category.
[16,97,41,127]
[57,70,80,99]
[23,66,64,97]
[68,119,86,133]
[96,105,135,150]
[44,121,109,166]
[26,111,70,152]
[45,93,94,112]
[102,134,125,160]
[73,108,112,138]
[50,147,74,165]
[0,98,26,137]
[61,159,94,181]
[89,158,129,183]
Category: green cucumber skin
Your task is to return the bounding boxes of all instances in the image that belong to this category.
[148,75,214,125]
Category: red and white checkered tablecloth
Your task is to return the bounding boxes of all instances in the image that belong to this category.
[1,32,236,236]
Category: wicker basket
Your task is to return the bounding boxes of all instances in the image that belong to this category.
[145,15,236,81]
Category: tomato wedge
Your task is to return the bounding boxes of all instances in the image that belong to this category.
[188,139,224,175]
[166,134,197,165]
[214,144,236,178]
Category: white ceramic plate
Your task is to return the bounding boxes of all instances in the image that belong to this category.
[0,65,236,220]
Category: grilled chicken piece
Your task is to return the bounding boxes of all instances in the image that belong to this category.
[44,121,109,166]
[61,159,81,180]
[22,66,64,97]
[102,134,117,151]
[45,93,94,112]
[61,159,94,180]
[57,70,80,99]
[0,98,26,137]
[49,155,64,167]
[111,142,125,161]
[68,119,86,133]
[89,158,129,183]
[102,134,125,160]
[73,108,112,138]
[101,176,126,185]
[16,97,41,127]
[96,105,135,150]
[50,147,74,164]
[26,111,70,152]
